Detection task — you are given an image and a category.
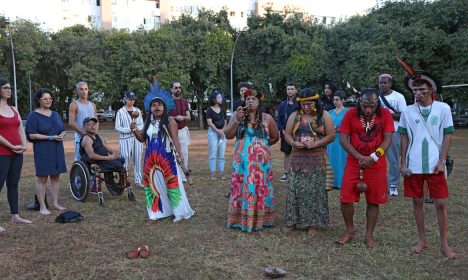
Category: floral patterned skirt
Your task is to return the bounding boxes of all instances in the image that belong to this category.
[286,149,329,229]
[227,137,275,232]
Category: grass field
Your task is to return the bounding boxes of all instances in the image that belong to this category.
[0,126,467,280]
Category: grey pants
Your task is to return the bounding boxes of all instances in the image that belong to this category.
[387,132,401,187]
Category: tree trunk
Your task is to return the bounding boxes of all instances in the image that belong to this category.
[198,99,204,130]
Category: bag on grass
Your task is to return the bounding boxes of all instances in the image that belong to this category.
[55,210,83,223]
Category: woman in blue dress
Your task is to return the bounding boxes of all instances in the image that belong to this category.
[26,89,67,215]
[326,91,348,189]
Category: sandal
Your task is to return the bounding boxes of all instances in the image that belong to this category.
[139,245,150,258]
[127,246,140,259]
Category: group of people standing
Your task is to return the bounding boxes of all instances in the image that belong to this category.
[0,72,459,259]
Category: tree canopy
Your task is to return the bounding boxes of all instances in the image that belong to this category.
[1,0,467,123]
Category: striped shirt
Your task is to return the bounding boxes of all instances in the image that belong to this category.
[115,106,144,139]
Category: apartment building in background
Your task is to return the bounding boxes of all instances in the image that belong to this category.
[1,0,375,32]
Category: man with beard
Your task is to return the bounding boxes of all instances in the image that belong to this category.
[169,81,191,183]
[336,88,394,249]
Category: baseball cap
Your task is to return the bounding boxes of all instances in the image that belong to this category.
[83,117,98,125]
[124,91,136,99]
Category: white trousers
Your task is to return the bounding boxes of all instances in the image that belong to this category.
[177,126,191,168]
[119,136,143,184]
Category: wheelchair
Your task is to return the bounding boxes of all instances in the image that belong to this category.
[69,160,136,206]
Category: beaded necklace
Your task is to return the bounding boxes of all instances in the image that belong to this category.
[359,113,376,133]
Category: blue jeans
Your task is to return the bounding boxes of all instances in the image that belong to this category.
[207,128,226,173]
[387,132,401,187]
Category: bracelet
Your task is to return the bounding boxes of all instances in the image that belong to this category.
[48,135,53,140]
[439,159,446,164]
[376,147,385,157]
[370,152,379,162]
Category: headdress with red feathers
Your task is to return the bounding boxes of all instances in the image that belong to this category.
[397,58,442,100]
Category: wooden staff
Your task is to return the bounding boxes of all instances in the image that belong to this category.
[161,124,193,185]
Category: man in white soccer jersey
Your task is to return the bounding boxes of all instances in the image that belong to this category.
[398,71,458,259]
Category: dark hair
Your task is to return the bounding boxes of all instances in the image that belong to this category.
[324,81,337,94]
[237,81,252,92]
[297,87,324,116]
[142,98,170,142]
[286,82,296,88]
[170,80,181,89]
[0,78,9,88]
[412,79,432,89]
[208,90,223,106]
[334,91,346,100]
[35,88,54,108]
[0,78,13,105]
[357,88,381,116]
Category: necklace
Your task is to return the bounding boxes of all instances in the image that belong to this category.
[417,103,432,120]
[360,114,376,133]
[151,119,160,138]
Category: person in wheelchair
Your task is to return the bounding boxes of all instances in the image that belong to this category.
[80,117,125,171]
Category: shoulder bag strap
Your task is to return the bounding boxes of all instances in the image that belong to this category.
[380,91,398,113]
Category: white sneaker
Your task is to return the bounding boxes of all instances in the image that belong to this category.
[279,173,288,182]
[389,185,398,196]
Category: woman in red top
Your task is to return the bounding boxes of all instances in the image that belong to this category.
[0,78,31,233]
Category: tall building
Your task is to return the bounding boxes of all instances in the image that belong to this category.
[1,0,375,32]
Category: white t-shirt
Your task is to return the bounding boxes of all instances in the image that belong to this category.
[398,101,454,174]
[379,90,407,130]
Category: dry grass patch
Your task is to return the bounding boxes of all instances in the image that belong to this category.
[1,129,467,279]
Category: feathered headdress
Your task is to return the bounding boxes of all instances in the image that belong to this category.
[244,88,264,102]
[144,76,176,111]
[397,57,441,94]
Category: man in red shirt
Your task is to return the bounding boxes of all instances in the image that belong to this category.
[168,81,191,183]
[336,88,394,249]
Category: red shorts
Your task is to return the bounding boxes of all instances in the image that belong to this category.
[403,173,448,199]
[340,162,388,205]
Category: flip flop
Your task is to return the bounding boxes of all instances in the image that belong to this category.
[127,246,140,259]
[139,245,150,258]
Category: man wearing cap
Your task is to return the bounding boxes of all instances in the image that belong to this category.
[168,81,191,182]
[80,117,124,170]
[337,88,394,249]
[378,73,407,196]
[115,91,144,188]
[69,81,98,161]
[398,71,458,259]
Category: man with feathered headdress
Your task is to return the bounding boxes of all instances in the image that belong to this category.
[398,67,459,259]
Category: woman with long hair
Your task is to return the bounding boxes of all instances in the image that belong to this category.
[206,91,227,180]
[224,88,279,232]
[327,91,349,189]
[0,78,31,232]
[26,88,67,215]
[132,96,194,225]
[283,88,335,237]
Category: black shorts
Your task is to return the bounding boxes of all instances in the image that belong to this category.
[280,133,292,154]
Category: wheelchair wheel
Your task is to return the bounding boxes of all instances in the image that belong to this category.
[69,161,90,202]
[104,171,125,196]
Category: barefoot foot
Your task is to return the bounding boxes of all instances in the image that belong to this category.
[410,240,428,254]
[39,209,51,215]
[11,215,32,224]
[307,227,317,238]
[335,231,356,245]
[51,204,66,211]
[440,245,459,259]
[364,237,379,250]
[281,226,294,234]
